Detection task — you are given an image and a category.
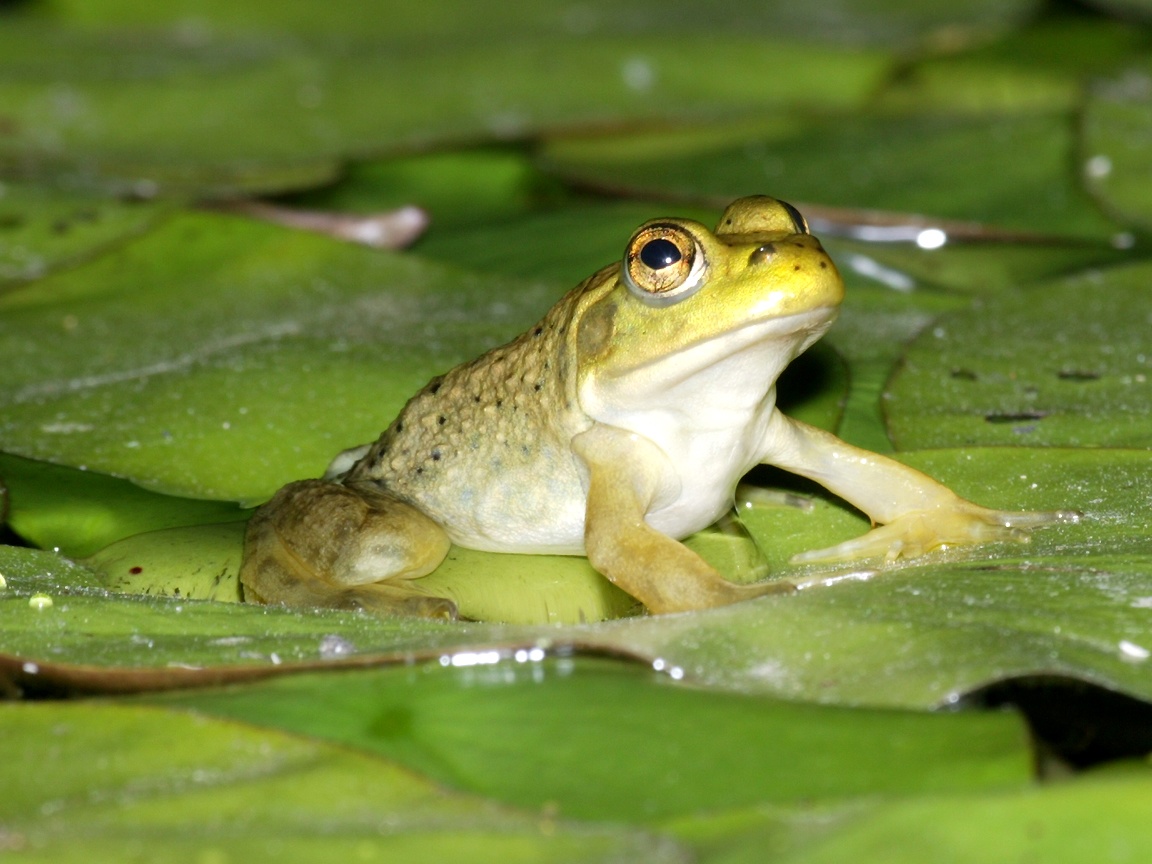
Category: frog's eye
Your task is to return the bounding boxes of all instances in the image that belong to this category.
[779,200,809,235]
[622,224,707,306]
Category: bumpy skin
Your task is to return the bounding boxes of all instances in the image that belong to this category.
[240,196,1073,619]
[341,285,595,554]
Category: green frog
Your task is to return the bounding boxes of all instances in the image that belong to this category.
[240,196,1071,619]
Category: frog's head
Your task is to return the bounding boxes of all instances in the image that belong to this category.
[575,196,844,414]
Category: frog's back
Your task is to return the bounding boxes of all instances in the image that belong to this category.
[344,283,597,553]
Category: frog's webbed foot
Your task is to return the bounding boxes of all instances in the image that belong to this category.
[791,501,1079,565]
[240,478,456,619]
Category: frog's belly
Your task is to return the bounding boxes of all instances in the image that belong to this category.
[420,460,590,556]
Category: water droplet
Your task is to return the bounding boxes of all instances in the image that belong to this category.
[915,228,947,250]
[1085,154,1112,179]
[28,594,53,610]
[621,56,656,92]
[1119,640,1149,662]
[319,634,354,658]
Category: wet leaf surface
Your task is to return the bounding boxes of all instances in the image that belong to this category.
[144,657,1033,822]
[540,111,1124,241]
[885,261,1152,449]
[1,700,680,863]
[0,18,890,196]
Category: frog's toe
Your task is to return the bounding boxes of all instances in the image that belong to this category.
[790,505,1075,566]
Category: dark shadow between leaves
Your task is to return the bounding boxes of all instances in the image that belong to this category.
[964,674,1152,774]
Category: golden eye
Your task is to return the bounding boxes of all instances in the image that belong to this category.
[621,224,707,305]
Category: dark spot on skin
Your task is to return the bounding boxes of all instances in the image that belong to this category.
[496,399,503,408]
[819,261,827,269]
[429,380,442,395]
[521,445,531,455]
[416,467,424,474]
[533,326,543,337]
[985,411,1048,424]
[395,421,404,433]
[951,368,978,381]
[1058,370,1101,381]
[534,383,542,391]
[438,416,446,425]
[793,264,801,271]
[431,449,442,461]
[577,300,617,359]
[474,395,481,403]
[129,566,143,574]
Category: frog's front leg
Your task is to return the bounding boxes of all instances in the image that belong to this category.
[761,413,1077,564]
[240,479,457,618]
[573,426,793,614]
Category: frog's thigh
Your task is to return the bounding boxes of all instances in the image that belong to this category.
[573,427,791,615]
[240,479,455,619]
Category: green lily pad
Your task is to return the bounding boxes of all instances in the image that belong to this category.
[0,180,169,290]
[0,452,247,557]
[823,235,1130,298]
[670,769,1152,863]
[289,148,559,233]
[38,0,1039,50]
[540,111,1123,241]
[0,211,560,502]
[0,19,890,196]
[1,701,677,863]
[149,658,1032,822]
[876,15,1151,116]
[758,771,1152,863]
[885,261,1152,450]
[1082,64,1152,231]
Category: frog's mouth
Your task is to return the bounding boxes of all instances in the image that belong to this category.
[614,304,839,385]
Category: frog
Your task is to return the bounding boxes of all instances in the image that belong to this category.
[239,195,1073,619]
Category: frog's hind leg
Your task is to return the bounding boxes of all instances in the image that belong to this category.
[240,479,456,619]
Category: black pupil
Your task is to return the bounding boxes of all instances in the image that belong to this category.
[640,237,682,270]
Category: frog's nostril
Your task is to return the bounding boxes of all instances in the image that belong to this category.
[749,243,776,265]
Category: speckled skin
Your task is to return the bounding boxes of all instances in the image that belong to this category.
[341,274,606,554]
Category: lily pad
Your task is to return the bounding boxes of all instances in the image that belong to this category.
[670,769,1152,863]
[0,180,168,290]
[540,111,1124,242]
[0,19,891,196]
[38,0,1040,50]
[1082,64,1152,231]
[0,452,247,557]
[875,15,1151,116]
[148,657,1032,822]
[885,261,1152,450]
[1,700,676,863]
[0,211,559,502]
